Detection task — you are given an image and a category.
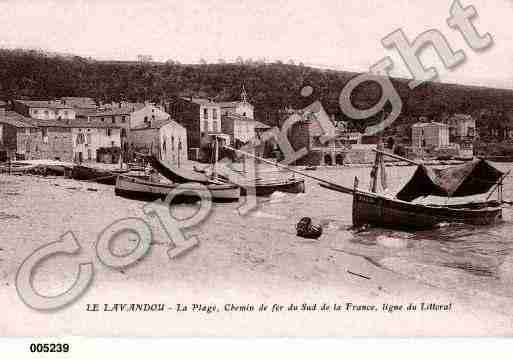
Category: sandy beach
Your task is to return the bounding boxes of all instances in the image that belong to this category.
[1,170,513,336]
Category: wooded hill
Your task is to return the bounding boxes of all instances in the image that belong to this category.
[1,48,513,133]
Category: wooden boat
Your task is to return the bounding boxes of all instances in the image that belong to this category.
[149,156,212,184]
[151,149,304,197]
[71,165,128,185]
[114,174,240,202]
[240,177,305,196]
[319,147,507,229]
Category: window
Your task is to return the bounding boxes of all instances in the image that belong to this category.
[101,117,105,122]
[203,108,208,119]
[44,110,49,116]
[86,133,92,144]
[203,121,208,132]
[121,116,126,123]
[213,121,218,132]
[64,110,68,116]
[213,109,217,120]
[106,128,112,137]
[33,109,39,115]
[112,116,116,124]
[144,116,148,123]
[121,128,127,138]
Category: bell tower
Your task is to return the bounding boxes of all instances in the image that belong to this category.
[241,84,248,104]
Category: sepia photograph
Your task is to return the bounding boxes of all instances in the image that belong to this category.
[1,0,513,351]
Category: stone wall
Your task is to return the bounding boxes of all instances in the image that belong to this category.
[344,149,376,164]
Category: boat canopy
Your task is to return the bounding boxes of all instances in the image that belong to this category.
[396,159,505,201]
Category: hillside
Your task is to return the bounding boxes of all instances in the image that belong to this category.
[1,48,513,133]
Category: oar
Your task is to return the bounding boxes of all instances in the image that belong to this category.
[223,144,355,194]
[372,149,421,166]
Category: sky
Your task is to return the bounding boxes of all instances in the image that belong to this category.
[0,0,512,89]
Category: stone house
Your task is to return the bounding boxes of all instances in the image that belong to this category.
[0,110,74,161]
[70,122,122,162]
[76,108,132,151]
[288,101,346,165]
[165,97,227,160]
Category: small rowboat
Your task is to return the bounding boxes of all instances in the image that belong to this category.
[149,156,212,184]
[71,165,128,185]
[240,177,305,197]
[114,174,240,202]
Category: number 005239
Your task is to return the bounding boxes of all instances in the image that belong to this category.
[29,343,70,353]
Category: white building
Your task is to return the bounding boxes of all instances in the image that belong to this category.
[13,100,76,121]
[449,114,476,139]
[129,118,188,167]
[130,104,171,129]
[411,122,450,148]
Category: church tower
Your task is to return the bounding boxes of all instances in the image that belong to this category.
[241,84,249,104]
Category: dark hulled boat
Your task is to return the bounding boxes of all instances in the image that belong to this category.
[320,149,507,229]
[240,177,305,196]
[71,165,128,185]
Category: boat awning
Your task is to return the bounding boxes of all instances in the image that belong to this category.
[396,159,505,201]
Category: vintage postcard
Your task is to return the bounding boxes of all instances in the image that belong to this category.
[1,0,513,347]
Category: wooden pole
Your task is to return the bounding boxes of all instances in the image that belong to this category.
[223,144,355,194]
[486,170,510,201]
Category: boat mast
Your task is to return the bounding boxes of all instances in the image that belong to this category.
[369,141,387,193]
[213,136,219,181]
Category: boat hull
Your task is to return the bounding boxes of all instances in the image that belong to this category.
[71,165,127,185]
[115,175,240,202]
[150,156,212,184]
[352,191,502,229]
[240,178,305,197]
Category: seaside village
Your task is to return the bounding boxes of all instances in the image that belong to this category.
[0,87,508,237]
[0,88,479,168]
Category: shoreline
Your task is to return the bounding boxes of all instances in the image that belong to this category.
[1,174,513,336]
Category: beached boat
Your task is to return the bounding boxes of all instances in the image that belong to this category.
[71,165,128,185]
[151,153,305,197]
[320,147,507,229]
[114,174,240,202]
[149,156,213,184]
[239,177,305,196]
